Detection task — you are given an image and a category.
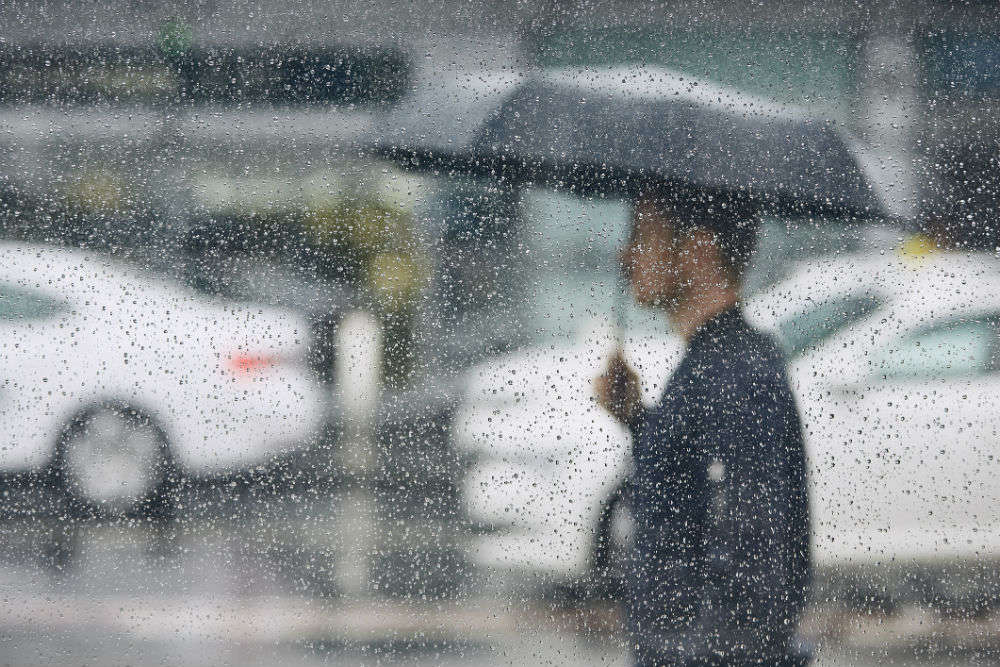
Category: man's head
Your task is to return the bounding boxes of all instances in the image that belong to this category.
[622,187,759,310]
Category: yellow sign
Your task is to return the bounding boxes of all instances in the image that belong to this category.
[898,233,938,267]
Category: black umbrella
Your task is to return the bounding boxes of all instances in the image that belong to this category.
[367,66,889,218]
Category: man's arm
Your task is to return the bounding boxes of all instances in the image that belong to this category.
[701,391,811,646]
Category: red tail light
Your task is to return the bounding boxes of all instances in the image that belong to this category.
[226,353,281,376]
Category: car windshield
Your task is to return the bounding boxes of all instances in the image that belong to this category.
[0,282,66,320]
[873,315,1000,379]
[777,293,884,358]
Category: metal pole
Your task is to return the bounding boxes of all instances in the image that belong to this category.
[857,32,920,221]
[334,310,383,598]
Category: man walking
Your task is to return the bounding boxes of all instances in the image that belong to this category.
[596,187,811,667]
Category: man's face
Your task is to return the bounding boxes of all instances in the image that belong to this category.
[621,199,683,308]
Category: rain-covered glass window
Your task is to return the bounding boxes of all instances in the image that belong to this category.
[3,3,1000,667]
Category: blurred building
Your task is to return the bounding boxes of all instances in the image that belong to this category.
[1,0,999,349]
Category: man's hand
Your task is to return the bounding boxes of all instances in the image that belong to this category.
[595,350,642,428]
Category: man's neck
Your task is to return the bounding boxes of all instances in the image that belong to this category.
[667,284,740,342]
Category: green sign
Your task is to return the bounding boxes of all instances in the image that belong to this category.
[157,18,193,60]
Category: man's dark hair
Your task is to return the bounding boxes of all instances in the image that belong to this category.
[640,184,760,282]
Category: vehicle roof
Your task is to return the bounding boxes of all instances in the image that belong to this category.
[0,242,177,297]
[0,242,284,319]
[0,242,312,356]
[748,248,1000,327]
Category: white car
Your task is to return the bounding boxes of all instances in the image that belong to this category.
[455,248,1000,581]
[0,242,328,514]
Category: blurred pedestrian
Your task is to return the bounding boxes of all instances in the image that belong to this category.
[596,187,811,667]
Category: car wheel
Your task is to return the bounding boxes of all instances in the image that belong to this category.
[591,484,633,600]
[52,402,174,518]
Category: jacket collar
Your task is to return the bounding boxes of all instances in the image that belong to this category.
[688,304,744,352]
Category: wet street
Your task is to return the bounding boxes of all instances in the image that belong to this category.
[1,484,999,667]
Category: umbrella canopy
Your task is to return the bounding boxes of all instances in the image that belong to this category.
[367,66,890,218]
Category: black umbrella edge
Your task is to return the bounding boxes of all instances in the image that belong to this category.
[364,141,896,224]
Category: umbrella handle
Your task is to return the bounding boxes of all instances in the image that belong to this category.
[612,273,630,343]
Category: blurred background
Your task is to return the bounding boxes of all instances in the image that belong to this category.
[1,1,1000,665]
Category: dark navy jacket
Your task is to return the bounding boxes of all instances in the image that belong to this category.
[626,306,811,666]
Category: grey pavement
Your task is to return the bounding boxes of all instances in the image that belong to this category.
[0,489,997,666]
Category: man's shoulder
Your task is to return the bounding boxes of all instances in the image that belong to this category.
[688,323,792,412]
[714,321,787,380]
[742,325,788,372]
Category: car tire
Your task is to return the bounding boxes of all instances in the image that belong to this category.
[590,484,632,600]
[50,402,175,520]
